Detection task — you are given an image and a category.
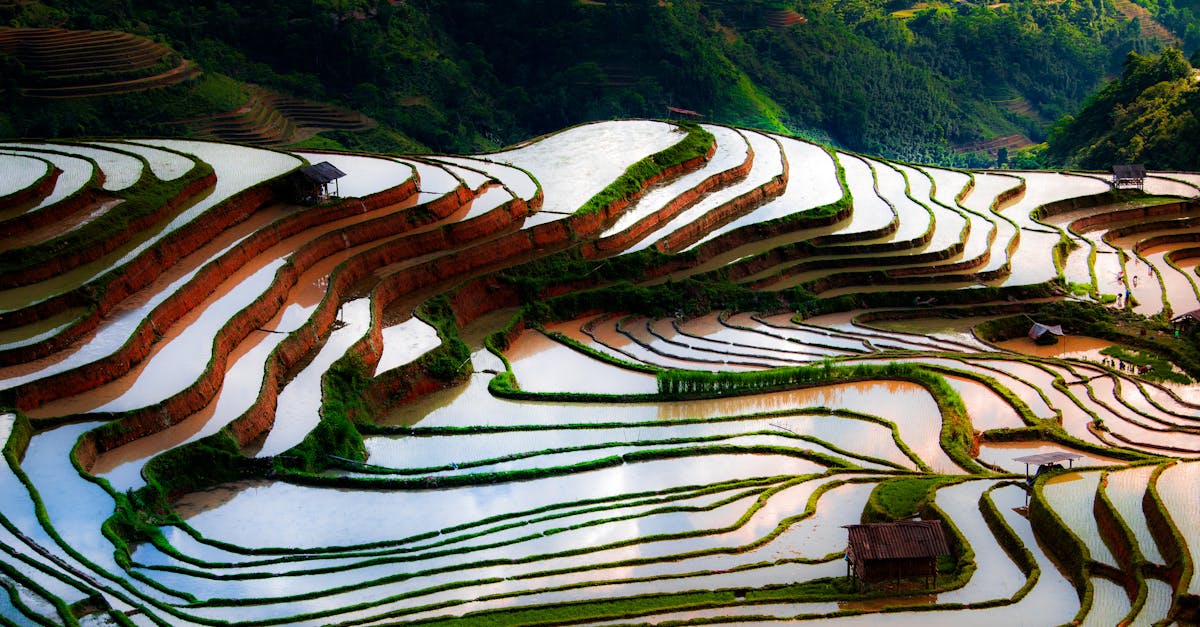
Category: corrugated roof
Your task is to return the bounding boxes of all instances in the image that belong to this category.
[298,161,347,184]
[1172,308,1200,323]
[844,520,950,561]
[1012,452,1083,465]
[1112,164,1147,179]
[1028,322,1064,340]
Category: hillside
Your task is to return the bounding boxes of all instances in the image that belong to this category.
[0,0,1183,163]
[1045,47,1200,170]
[5,117,1200,625]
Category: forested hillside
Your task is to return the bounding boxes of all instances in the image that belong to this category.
[0,0,1188,164]
[1045,47,1200,169]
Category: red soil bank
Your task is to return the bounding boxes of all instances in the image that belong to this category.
[580,140,755,258]
[226,193,536,448]
[0,185,103,239]
[78,145,706,454]
[2,175,423,365]
[656,146,789,254]
[74,179,480,458]
[11,177,424,405]
[1075,201,1195,234]
[0,172,216,288]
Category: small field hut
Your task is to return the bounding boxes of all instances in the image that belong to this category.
[1028,322,1064,345]
[291,161,347,204]
[1172,308,1200,334]
[1111,164,1147,191]
[844,520,951,590]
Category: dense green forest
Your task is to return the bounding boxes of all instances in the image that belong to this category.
[0,0,1192,165]
[1045,47,1200,169]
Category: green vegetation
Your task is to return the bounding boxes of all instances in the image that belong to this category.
[1100,344,1194,384]
[0,0,1176,161]
[863,476,957,522]
[1046,48,1200,169]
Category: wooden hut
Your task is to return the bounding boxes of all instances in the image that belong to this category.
[1013,451,1082,485]
[1028,322,1064,345]
[1111,164,1147,191]
[844,520,951,590]
[292,161,347,204]
[1172,308,1200,334]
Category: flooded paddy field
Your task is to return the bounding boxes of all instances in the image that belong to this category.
[7,120,1200,626]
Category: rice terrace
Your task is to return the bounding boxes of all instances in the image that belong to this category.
[9,114,1200,626]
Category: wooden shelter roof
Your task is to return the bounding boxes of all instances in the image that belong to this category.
[844,520,950,561]
[298,161,347,185]
[1012,452,1083,465]
[1028,322,1064,340]
[1172,308,1200,323]
[1111,164,1147,179]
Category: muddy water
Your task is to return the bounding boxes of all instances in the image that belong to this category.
[1144,246,1200,314]
[1112,378,1200,429]
[1121,255,1165,316]
[976,441,1122,474]
[724,312,860,357]
[90,303,313,491]
[1043,471,1117,566]
[943,374,1024,430]
[1093,250,1125,299]
[622,316,779,368]
[0,202,289,391]
[1,198,125,253]
[652,317,805,366]
[1103,465,1164,564]
[996,336,1112,362]
[971,359,1089,422]
[255,298,372,457]
[689,135,842,250]
[458,184,513,221]
[506,331,657,394]
[0,307,85,351]
[998,229,1060,286]
[31,258,288,416]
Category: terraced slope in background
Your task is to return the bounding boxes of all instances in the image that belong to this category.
[0,27,199,97]
[4,120,1200,626]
